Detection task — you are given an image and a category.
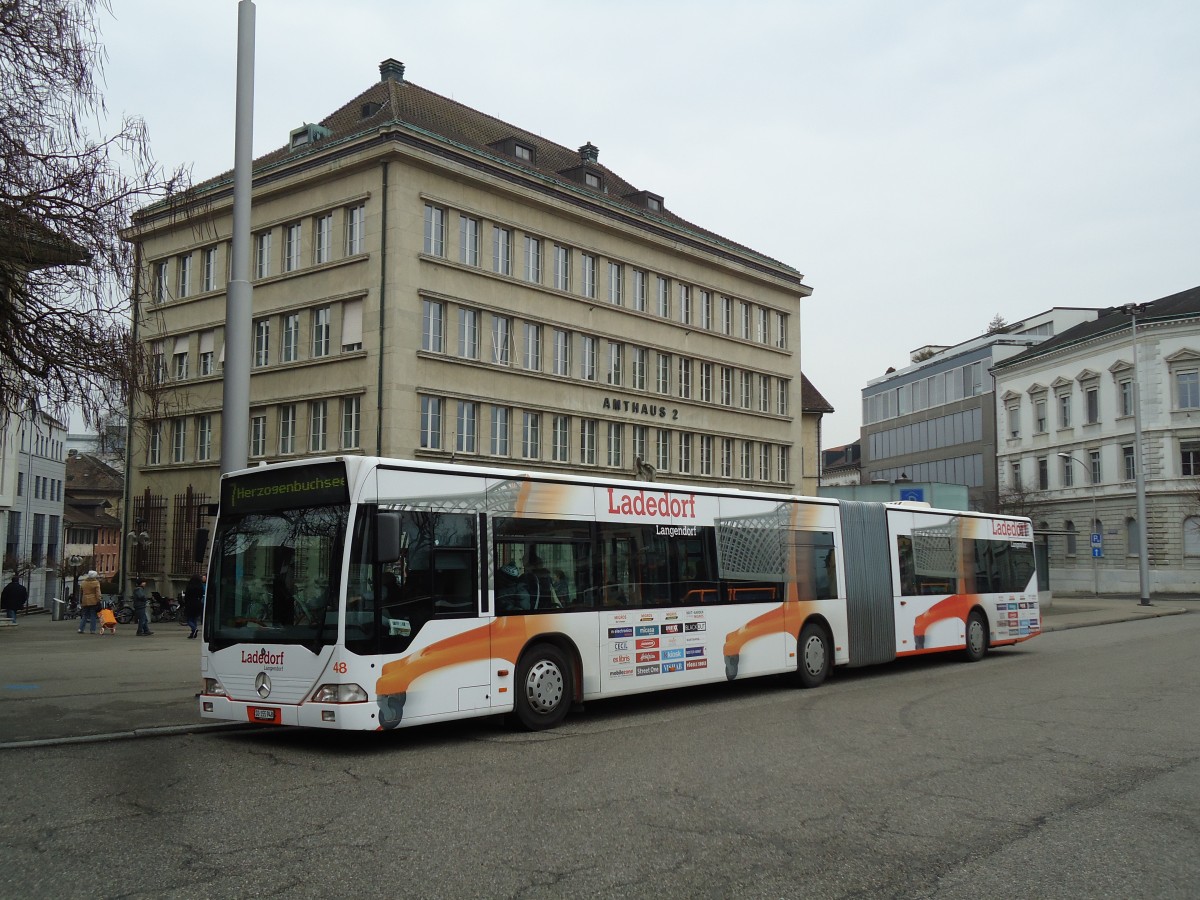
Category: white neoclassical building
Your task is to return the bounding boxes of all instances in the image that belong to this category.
[992,285,1200,596]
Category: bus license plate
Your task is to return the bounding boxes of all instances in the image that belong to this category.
[248,707,281,724]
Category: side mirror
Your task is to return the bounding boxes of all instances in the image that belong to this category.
[375,512,402,563]
[193,529,210,564]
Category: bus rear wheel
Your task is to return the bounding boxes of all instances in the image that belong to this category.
[963,609,989,662]
[514,644,573,731]
[796,622,830,689]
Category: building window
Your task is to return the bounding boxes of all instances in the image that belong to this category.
[420,396,442,450]
[1185,516,1200,557]
[1062,455,1074,487]
[607,343,623,386]
[740,301,751,339]
[282,313,299,363]
[775,311,787,349]
[312,306,331,357]
[493,226,512,276]
[314,213,333,264]
[679,284,692,325]
[741,441,752,479]
[1085,386,1099,424]
[459,308,479,360]
[202,247,216,292]
[279,405,296,455]
[740,371,752,409]
[633,425,648,466]
[199,331,215,376]
[722,438,733,478]
[777,379,788,416]
[656,429,670,472]
[552,415,570,463]
[756,307,768,343]
[631,347,647,391]
[459,215,480,266]
[522,412,540,459]
[310,401,328,453]
[778,446,790,483]
[1176,369,1200,409]
[700,291,712,330]
[490,406,510,456]
[606,262,622,306]
[523,236,541,283]
[250,416,266,458]
[1065,521,1077,556]
[514,143,533,162]
[552,328,571,377]
[678,358,692,399]
[153,259,169,302]
[253,319,269,367]
[341,397,361,449]
[423,204,445,256]
[700,363,713,403]
[523,323,541,371]
[456,401,477,454]
[759,443,771,481]
[656,353,670,394]
[1034,398,1047,433]
[759,375,770,412]
[1057,392,1071,428]
[721,296,733,335]
[284,222,301,272]
[580,419,597,465]
[1119,378,1134,416]
[341,299,363,352]
[177,253,192,298]
[553,244,570,291]
[173,350,188,380]
[580,253,596,298]
[172,419,186,463]
[721,368,733,407]
[422,300,444,352]
[656,276,669,317]
[255,231,272,279]
[581,336,597,382]
[1123,445,1136,480]
[1007,404,1020,438]
[346,204,366,255]
[1125,517,1140,557]
[1010,462,1021,491]
[607,422,624,468]
[1182,441,1200,476]
[1089,449,1101,484]
[632,270,647,312]
[678,433,693,474]
[491,315,511,365]
[700,435,713,476]
[1037,456,1048,490]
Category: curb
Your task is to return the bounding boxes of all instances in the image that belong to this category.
[1040,605,1188,634]
[0,721,259,751]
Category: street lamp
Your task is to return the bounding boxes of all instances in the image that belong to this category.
[127,527,151,584]
[68,554,83,607]
[1058,453,1098,596]
[1119,302,1152,606]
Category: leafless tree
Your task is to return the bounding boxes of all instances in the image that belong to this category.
[0,0,188,421]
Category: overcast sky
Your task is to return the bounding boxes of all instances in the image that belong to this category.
[99,0,1200,447]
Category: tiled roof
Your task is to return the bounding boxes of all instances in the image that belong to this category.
[65,452,123,496]
[993,284,1200,370]
[181,62,803,280]
[801,373,834,414]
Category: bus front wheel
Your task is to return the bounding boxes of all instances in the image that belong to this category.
[796,622,830,689]
[963,610,989,663]
[514,644,573,731]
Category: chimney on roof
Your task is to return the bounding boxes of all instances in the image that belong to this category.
[380,58,405,83]
[578,142,599,163]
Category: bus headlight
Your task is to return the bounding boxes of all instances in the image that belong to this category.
[202,678,227,697]
[312,683,368,704]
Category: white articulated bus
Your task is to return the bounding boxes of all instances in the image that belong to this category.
[198,456,1039,731]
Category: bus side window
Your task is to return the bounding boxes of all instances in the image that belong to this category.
[896,535,917,596]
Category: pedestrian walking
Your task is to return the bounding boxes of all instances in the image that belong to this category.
[1,574,26,624]
[132,578,153,635]
[184,573,204,639]
[78,570,103,634]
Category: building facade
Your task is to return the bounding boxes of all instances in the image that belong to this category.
[123,59,819,596]
[860,308,1099,510]
[0,411,67,609]
[993,286,1200,595]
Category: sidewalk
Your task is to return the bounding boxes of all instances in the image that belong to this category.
[1,597,1192,747]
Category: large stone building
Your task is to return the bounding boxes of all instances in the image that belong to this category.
[993,286,1200,595]
[123,59,822,596]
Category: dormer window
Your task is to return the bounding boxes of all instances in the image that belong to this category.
[646,196,661,211]
[514,143,533,162]
[584,171,601,189]
[290,123,332,149]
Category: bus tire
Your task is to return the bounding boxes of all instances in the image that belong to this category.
[514,643,572,731]
[963,609,989,663]
[796,622,830,689]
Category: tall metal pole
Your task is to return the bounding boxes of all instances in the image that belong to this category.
[222,0,256,475]
[1127,305,1152,606]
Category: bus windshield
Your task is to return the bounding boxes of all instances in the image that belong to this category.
[208,503,347,649]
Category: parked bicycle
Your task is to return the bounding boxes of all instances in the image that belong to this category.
[150,593,180,623]
[108,596,136,625]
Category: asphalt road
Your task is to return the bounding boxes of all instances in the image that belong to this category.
[2,614,1197,899]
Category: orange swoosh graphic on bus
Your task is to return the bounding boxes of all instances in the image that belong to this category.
[911,594,975,650]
